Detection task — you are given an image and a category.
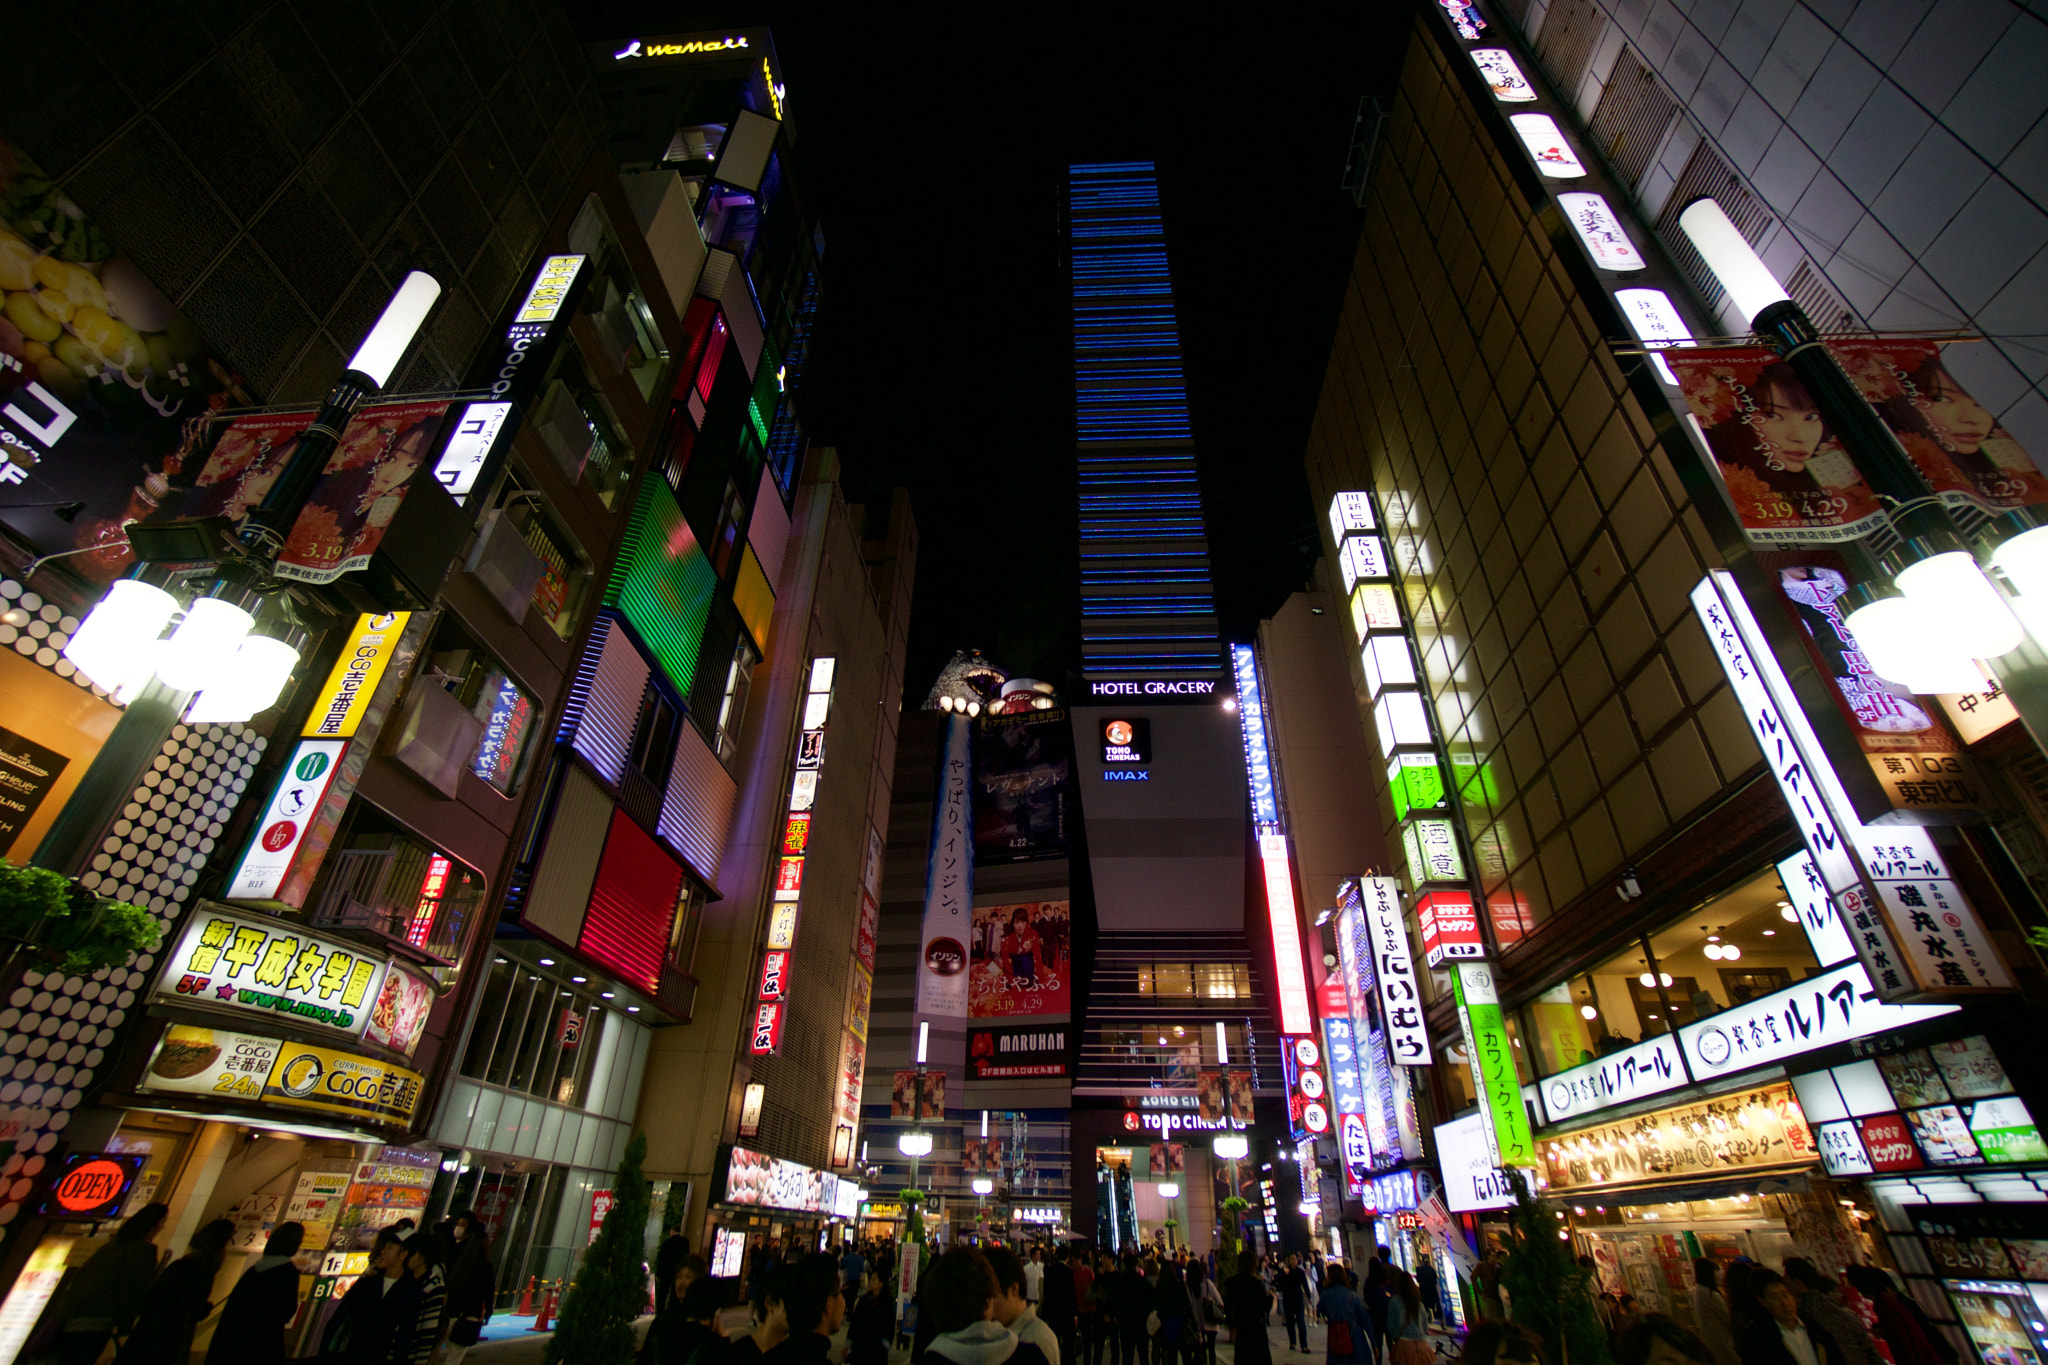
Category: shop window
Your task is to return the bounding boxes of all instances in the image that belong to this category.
[713,637,757,765]
[710,477,747,578]
[417,629,544,799]
[1135,962,1251,999]
[1546,865,1821,1070]
[568,194,671,403]
[533,348,632,508]
[493,481,590,640]
[628,690,681,790]
[700,184,761,262]
[306,808,484,969]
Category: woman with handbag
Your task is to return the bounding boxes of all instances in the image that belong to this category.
[1385,1271,1431,1365]
[1188,1263,1224,1365]
[1318,1265,1372,1365]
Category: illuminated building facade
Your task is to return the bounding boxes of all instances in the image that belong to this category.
[1293,0,2047,1338]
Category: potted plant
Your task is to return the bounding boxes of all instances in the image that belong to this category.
[0,862,161,973]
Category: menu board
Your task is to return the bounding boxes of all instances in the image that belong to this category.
[711,1226,748,1278]
[1793,1034,2047,1175]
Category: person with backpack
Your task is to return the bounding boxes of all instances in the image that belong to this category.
[1318,1264,1372,1365]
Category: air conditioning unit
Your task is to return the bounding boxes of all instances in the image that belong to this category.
[388,681,487,798]
[466,508,547,624]
[535,382,596,484]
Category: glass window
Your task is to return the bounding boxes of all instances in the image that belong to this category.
[496,481,590,640]
[568,195,671,403]
[713,638,757,765]
[1560,864,1821,1063]
[1196,963,1253,999]
[533,348,632,507]
[628,689,680,789]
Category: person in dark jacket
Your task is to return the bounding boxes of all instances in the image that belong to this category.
[1224,1255,1274,1365]
[317,1229,410,1365]
[655,1234,693,1316]
[648,1279,727,1365]
[849,1270,897,1365]
[1359,1260,1391,1365]
[760,1256,846,1365]
[118,1218,234,1365]
[1111,1253,1156,1365]
[1276,1256,1310,1354]
[439,1210,496,1360]
[1842,1268,1956,1365]
[1041,1246,1078,1365]
[1740,1272,1842,1365]
[53,1202,169,1365]
[205,1222,306,1365]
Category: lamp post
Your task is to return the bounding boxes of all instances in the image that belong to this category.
[1676,198,2048,742]
[1158,1183,1180,1250]
[35,272,443,875]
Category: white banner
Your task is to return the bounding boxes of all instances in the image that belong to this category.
[1537,1035,1687,1125]
[1361,876,1431,1064]
[1678,960,1952,1080]
[914,713,974,1019]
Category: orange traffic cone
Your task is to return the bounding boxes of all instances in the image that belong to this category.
[517,1276,536,1315]
[531,1284,557,1332]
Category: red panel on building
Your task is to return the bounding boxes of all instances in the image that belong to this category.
[581,809,683,993]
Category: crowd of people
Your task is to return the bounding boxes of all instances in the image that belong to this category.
[643,1234,1454,1365]
[26,1203,496,1365]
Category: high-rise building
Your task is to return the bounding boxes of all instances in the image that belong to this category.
[1063,162,1278,1252]
[1293,0,2048,1345]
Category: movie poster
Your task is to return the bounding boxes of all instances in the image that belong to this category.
[969,901,1071,1018]
[973,708,1073,864]
[1666,347,1886,545]
[889,1068,944,1119]
[273,400,452,583]
[1830,339,2048,512]
[1775,560,1988,819]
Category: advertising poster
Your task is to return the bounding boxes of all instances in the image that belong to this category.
[855,891,879,972]
[154,905,388,1037]
[973,708,1072,863]
[968,1025,1069,1079]
[1774,560,1988,819]
[1667,347,1887,545]
[223,739,347,901]
[1832,339,2048,511]
[273,400,453,584]
[0,724,68,858]
[969,900,1071,1017]
[362,967,435,1058]
[889,1069,945,1119]
[0,137,248,577]
[915,714,975,1019]
[1148,1142,1185,1175]
[181,410,320,528]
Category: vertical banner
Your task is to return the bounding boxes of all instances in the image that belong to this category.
[1361,876,1431,1065]
[1452,962,1535,1169]
[1692,572,2013,1000]
[915,713,975,1020]
[1830,340,2048,512]
[1666,347,1887,546]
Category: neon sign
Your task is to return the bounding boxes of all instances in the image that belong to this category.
[614,36,749,60]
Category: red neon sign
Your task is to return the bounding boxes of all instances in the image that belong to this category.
[1258,834,1314,1035]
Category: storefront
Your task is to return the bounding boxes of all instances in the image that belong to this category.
[424,948,653,1307]
[0,896,442,1360]
[703,1144,864,1287]
[1788,1016,2048,1365]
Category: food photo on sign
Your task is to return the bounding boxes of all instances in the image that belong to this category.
[969,901,1071,1016]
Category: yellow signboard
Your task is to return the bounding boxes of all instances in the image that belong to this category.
[302,613,411,739]
[1536,1082,1814,1193]
[262,1041,423,1128]
[514,255,587,325]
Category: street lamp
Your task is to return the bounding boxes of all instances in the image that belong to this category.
[59,272,442,711]
[1676,199,2038,702]
[1158,1183,1180,1250]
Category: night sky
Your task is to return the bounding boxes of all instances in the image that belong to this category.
[579,8,1409,699]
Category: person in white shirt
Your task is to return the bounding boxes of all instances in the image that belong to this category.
[1024,1248,1044,1305]
[1740,1271,1842,1365]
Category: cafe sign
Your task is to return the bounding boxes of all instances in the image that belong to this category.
[1536,1082,1816,1193]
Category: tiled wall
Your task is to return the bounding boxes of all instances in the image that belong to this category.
[6,0,604,401]
[1505,0,2048,467]
[1304,17,1764,943]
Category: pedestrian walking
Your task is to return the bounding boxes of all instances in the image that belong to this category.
[1317,1265,1371,1365]
[1224,1254,1275,1365]
[117,1218,234,1365]
[45,1202,169,1365]
[1385,1270,1431,1365]
[1277,1256,1310,1354]
[204,1222,306,1365]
